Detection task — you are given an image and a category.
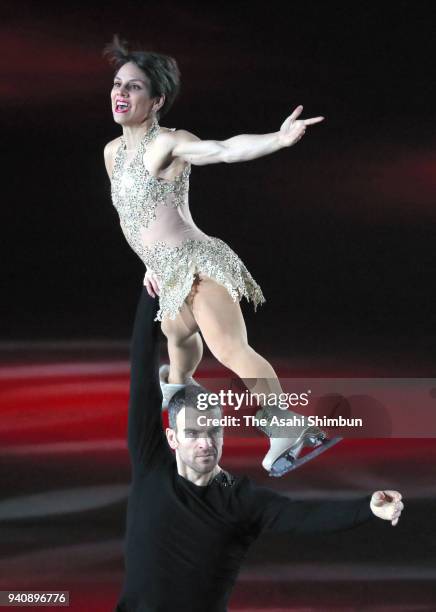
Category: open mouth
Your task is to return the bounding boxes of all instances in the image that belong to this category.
[115,101,130,113]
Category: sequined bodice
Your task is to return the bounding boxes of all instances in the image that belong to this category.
[108,121,265,322]
[111,121,211,261]
[111,120,195,247]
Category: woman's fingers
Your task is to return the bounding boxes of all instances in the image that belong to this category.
[144,277,156,298]
[150,276,160,296]
[289,105,304,121]
[143,268,161,298]
[303,116,325,125]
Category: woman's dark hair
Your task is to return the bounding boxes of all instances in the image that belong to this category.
[103,34,180,119]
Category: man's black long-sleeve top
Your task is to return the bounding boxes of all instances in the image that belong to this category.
[115,289,374,612]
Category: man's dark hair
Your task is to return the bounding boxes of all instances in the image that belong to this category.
[168,385,222,431]
[103,34,180,119]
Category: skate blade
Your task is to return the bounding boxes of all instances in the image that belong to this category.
[268,436,343,477]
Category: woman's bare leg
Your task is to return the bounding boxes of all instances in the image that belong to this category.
[160,279,203,385]
[186,274,325,471]
[161,273,324,471]
[189,274,284,400]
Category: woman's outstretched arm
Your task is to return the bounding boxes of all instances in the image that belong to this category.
[171,105,324,166]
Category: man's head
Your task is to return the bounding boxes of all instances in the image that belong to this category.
[103,34,180,122]
[165,385,224,475]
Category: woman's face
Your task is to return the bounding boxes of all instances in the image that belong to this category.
[111,61,157,126]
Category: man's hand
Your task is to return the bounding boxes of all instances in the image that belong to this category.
[370,490,404,526]
[143,268,161,298]
[278,105,324,147]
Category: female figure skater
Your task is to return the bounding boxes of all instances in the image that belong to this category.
[103,35,336,476]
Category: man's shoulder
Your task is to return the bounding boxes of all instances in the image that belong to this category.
[227,472,288,509]
[136,446,176,478]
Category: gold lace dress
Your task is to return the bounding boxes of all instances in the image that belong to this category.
[110,120,266,322]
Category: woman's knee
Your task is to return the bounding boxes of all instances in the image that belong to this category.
[160,317,175,339]
[211,338,251,369]
[161,319,188,344]
[161,309,199,341]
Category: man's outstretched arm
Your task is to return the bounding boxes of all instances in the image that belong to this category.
[128,288,171,471]
[270,495,375,535]
[244,480,404,537]
[270,490,404,534]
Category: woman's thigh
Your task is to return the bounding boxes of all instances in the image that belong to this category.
[160,285,200,343]
[189,274,248,353]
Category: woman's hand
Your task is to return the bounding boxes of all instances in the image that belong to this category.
[278,105,324,147]
[143,268,161,298]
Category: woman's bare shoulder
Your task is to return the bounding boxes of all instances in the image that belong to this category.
[103,137,122,179]
[158,127,199,143]
[104,136,122,156]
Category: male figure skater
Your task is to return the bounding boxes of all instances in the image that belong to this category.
[115,289,404,612]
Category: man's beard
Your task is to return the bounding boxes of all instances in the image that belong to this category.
[189,451,218,474]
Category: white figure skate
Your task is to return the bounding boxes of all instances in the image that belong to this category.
[256,405,342,477]
[159,364,200,410]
